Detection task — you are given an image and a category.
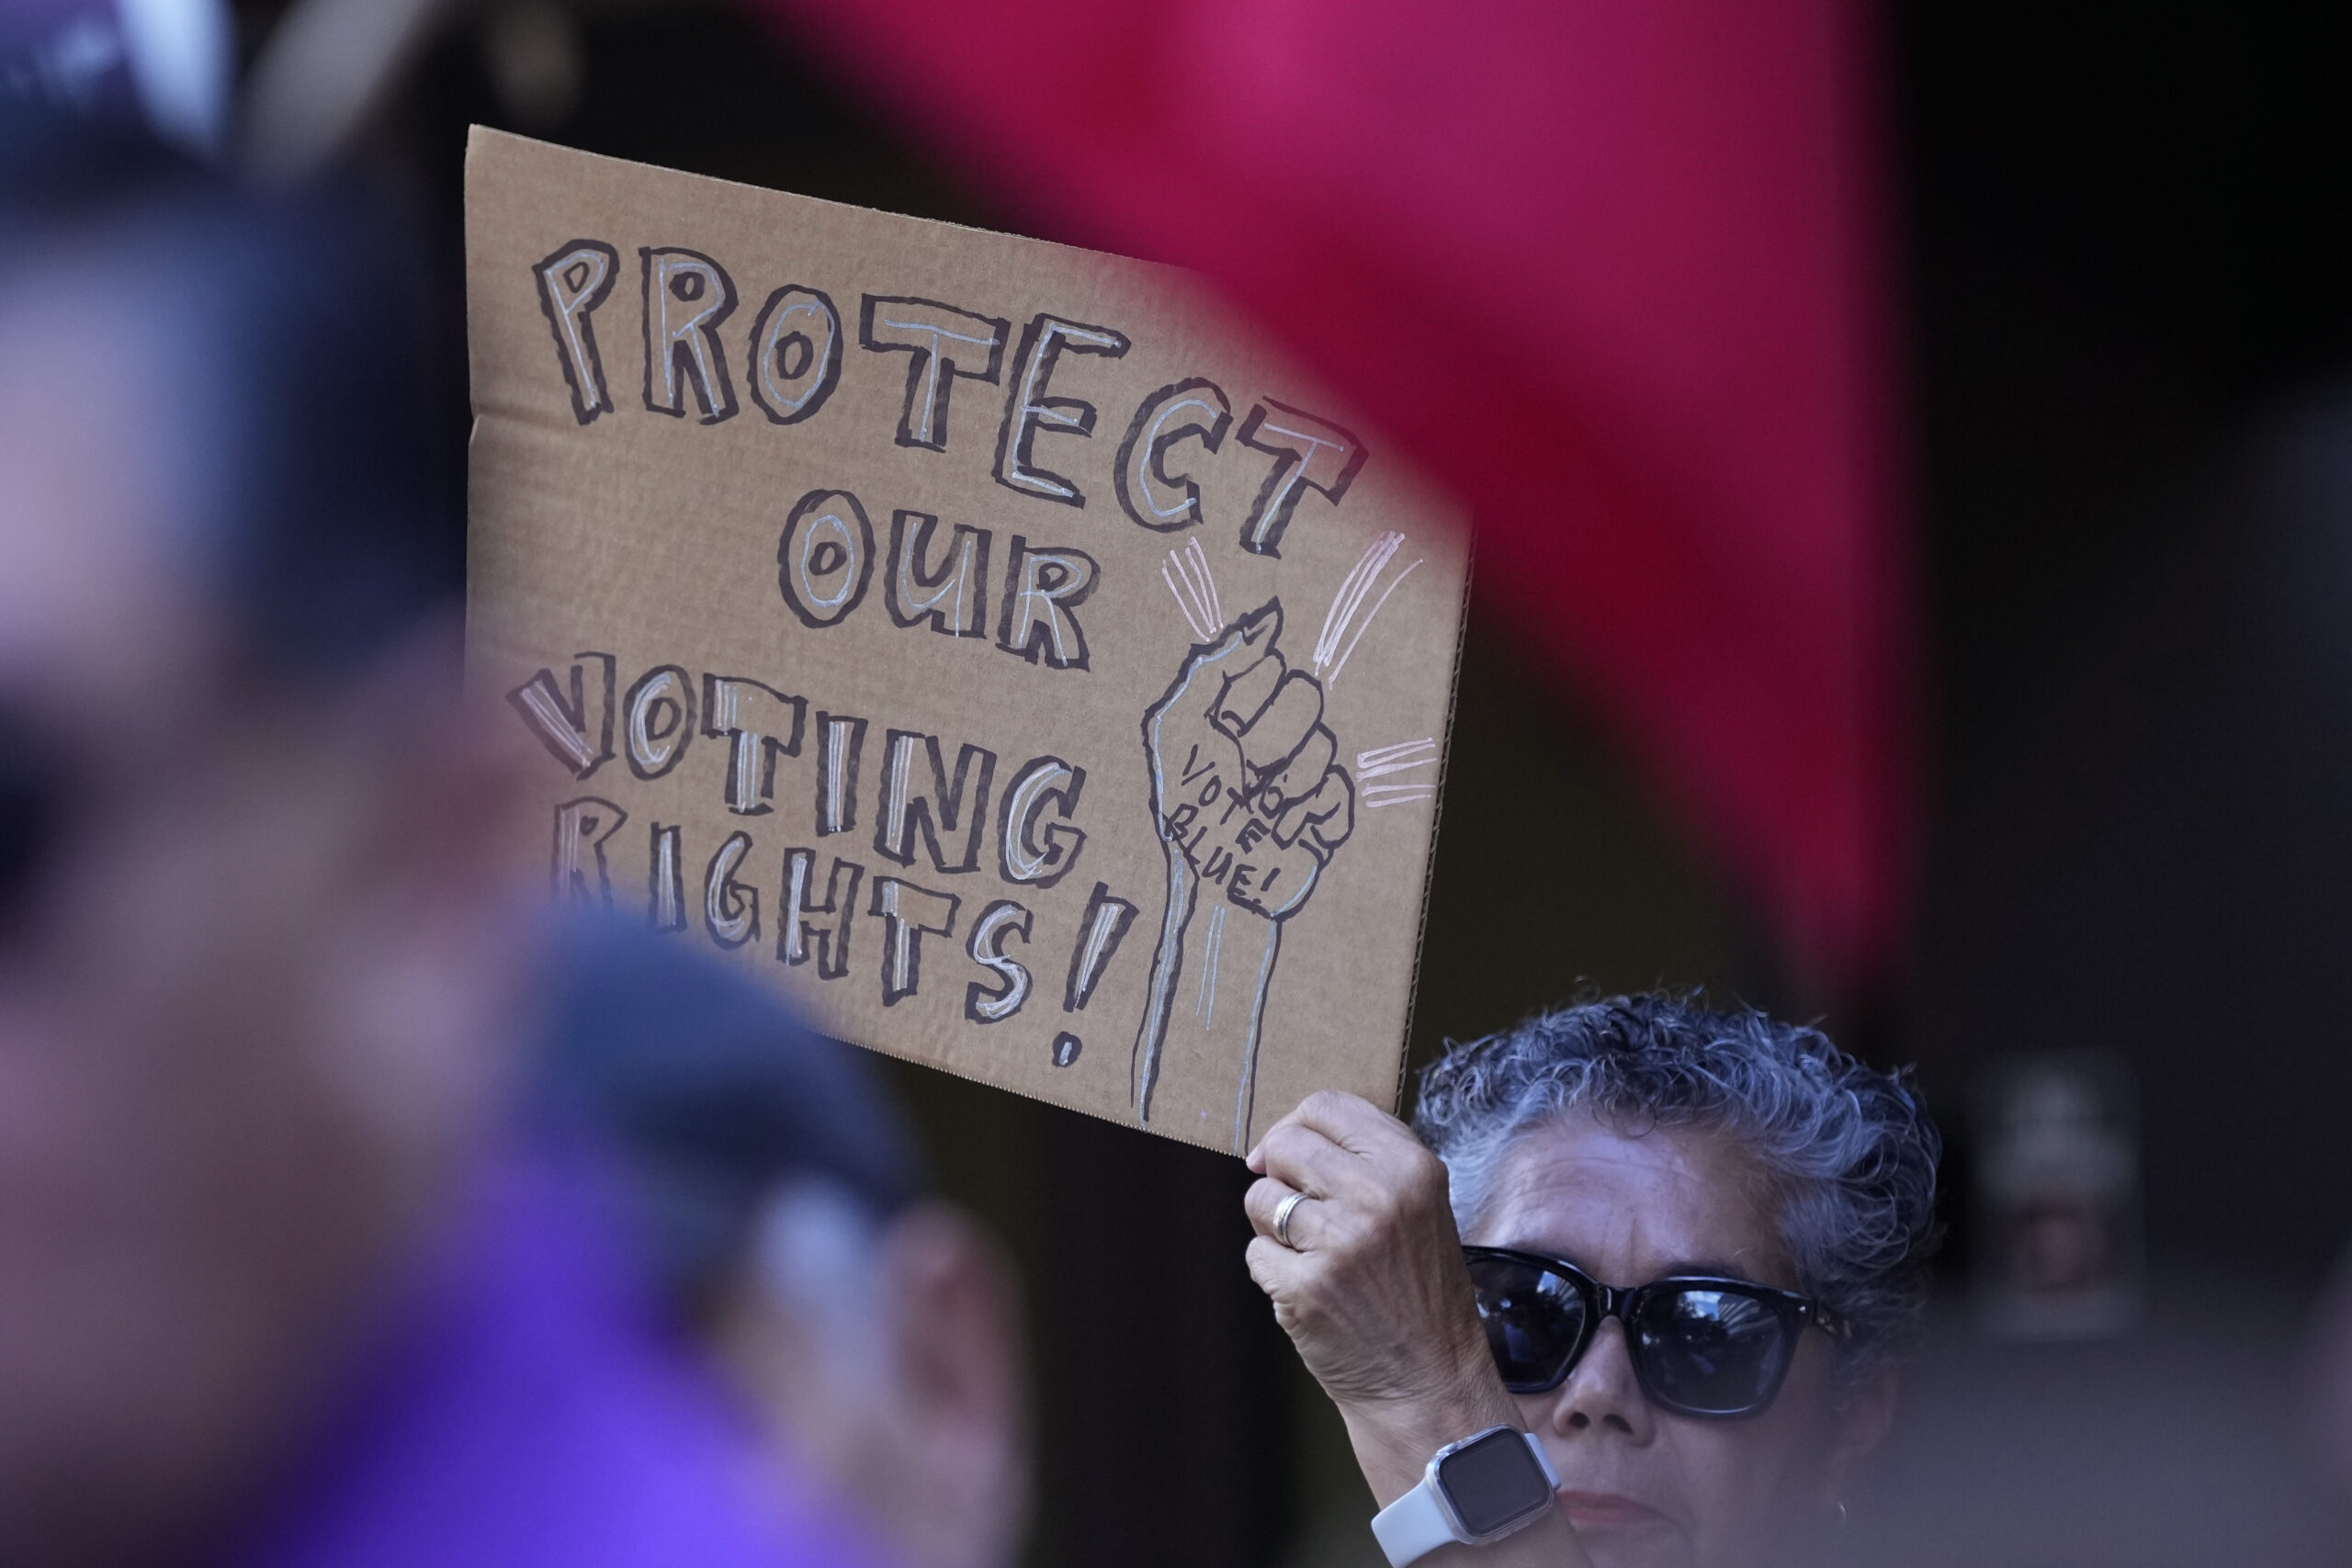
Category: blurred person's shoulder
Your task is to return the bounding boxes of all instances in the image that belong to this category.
[232,1073,900,1568]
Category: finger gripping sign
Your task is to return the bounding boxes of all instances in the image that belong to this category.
[467,130,1471,1154]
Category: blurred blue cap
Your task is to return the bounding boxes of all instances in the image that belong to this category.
[531,915,927,1305]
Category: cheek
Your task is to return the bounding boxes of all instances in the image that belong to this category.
[1675,1369,1843,1544]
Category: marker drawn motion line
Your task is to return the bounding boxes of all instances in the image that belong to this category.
[1160,537,1223,641]
[1311,531,1423,690]
[1355,737,1437,780]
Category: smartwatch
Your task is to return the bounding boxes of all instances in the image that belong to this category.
[1370,1426,1560,1565]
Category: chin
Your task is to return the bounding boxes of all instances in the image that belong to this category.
[1574,1533,1692,1568]
[1558,1506,1686,1568]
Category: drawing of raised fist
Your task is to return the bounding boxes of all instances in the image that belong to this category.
[1132,601,1355,1150]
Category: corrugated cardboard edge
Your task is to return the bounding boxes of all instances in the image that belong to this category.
[463,125,1194,291]
[1386,535,1477,1124]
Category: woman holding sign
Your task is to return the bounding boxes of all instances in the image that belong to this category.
[1244,995,1939,1568]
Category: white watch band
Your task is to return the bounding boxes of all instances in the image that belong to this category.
[1372,1475,1460,1566]
[1370,1427,1560,1566]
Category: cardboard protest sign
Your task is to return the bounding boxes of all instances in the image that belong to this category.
[465,129,1470,1154]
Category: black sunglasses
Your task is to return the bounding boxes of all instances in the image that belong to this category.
[1464,1246,1852,1421]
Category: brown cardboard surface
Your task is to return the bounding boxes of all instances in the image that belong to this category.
[465,129,1470,1155]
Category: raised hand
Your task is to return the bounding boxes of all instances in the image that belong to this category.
[1147,600,1353,916]
[1243,1093,1591,1566]
[1131,601,1355,1149]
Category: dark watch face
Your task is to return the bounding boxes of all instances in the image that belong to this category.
[1436,1429,1554,1537]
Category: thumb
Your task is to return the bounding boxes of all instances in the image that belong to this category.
[1182,597,1283,711]
[1154,599,1281,733]
[1200,598,1281,663]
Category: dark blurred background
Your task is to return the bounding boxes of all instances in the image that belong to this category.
[220,0,2352,1560]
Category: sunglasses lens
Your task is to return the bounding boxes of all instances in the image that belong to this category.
[1632,1288,1792,1416]
[1466,1254,1589,1392]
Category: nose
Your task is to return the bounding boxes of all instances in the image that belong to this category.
[1537,1317,1657,1441]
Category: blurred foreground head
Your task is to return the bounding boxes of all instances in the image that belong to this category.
[538,927,1031,1568]
[0,108,528,1564]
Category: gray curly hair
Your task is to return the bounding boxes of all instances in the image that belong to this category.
[1415,993,1942,1373]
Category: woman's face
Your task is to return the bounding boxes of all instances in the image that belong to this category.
[1463,1111,1889,1568]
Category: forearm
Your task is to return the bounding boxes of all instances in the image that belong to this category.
[1133,870,1285,1152]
